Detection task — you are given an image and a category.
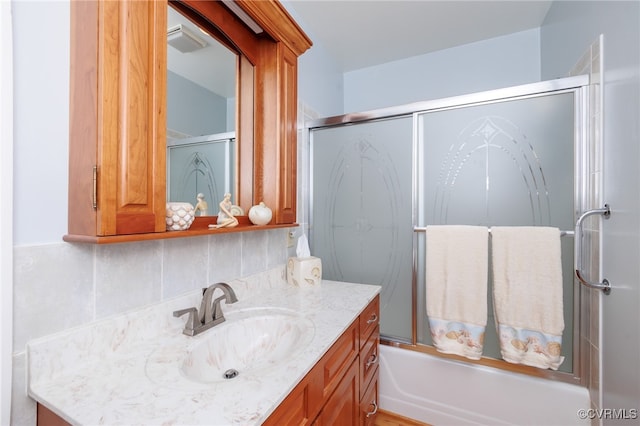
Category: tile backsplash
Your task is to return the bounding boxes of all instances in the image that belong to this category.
[12,228,293,425]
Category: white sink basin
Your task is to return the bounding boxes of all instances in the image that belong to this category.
[146,308,315,386]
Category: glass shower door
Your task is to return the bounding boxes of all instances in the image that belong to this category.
[167,135,236,206]
[311,117,414,341]
[309,77,589,379]
[416,92,576,373]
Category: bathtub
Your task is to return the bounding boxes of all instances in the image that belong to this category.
[378,345,591,425]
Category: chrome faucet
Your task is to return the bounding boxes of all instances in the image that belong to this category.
[173,282,238,336]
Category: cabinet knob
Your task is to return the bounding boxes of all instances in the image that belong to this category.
[366,400,378,418]
[366,313,378,325]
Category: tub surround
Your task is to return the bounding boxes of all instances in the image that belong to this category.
[26,267,380,425]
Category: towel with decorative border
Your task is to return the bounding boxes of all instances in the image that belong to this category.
[491,226,565,370]
[426,225,488,360]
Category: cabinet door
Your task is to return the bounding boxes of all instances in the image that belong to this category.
[359,368,379,426]
[321,320,359,400]
[237,1,312,226]
[255,43,298,225]
[68,0,166,237]
[263,368,322,426]
[315,359,360,426]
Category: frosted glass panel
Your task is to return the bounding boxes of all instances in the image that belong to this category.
[419,94,574,227]
[168,136,235,211]
[416,92,575,372]
[311,117,413,341]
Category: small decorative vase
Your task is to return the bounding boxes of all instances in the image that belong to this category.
[248,202,272,226]
[166,202,196,231]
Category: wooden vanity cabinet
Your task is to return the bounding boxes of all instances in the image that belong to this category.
[65,0,311,243]
[265,295,381,425]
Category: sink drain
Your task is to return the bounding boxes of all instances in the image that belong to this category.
[223,368,239,380]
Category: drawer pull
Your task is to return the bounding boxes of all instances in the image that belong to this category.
[366,400,378,417]
[366,352,378,368]
[366,313,378,324]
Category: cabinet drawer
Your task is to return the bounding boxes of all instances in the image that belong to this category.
[322,320,359,400]
[359,366,379,426]
[359,295,380,347]
[359,325,380,398]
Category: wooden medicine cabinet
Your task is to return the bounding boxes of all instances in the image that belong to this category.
[64,0,311,244]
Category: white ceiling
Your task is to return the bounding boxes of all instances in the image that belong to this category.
[286,0,553,72]
[167,1,553,95]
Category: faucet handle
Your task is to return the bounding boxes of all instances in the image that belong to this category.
[173,307,199,336]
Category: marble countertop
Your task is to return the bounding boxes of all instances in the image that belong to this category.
[27,267,381,425]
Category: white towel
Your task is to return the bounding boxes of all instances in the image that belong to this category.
[491,226,565,370]
[426,225,488,360]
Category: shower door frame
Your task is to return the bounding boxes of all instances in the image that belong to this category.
[308,75,591,385]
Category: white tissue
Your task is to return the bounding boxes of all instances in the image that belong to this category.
[296,234,311,258]
[288,233,321,287]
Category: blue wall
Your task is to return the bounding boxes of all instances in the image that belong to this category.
[167,70,229,136]
[343,28,541,113]
[12,0,69,245]
[286,3,542,117]
[282,1,344,118]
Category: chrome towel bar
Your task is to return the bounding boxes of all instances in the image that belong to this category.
[414,216,612,295]
[413,227,574,237]
[574,204,612,295]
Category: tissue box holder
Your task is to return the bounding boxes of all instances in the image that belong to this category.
[287,256,322,287]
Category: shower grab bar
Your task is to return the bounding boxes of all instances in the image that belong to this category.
[574,204,612,295]
[412,227,574,237]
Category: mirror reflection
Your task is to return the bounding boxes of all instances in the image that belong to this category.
[166,5,237,215]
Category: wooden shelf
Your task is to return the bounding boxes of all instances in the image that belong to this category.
[63,216,297,244]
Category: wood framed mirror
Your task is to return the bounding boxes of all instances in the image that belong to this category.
[64,0,311,243]
[168,0,257,214]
